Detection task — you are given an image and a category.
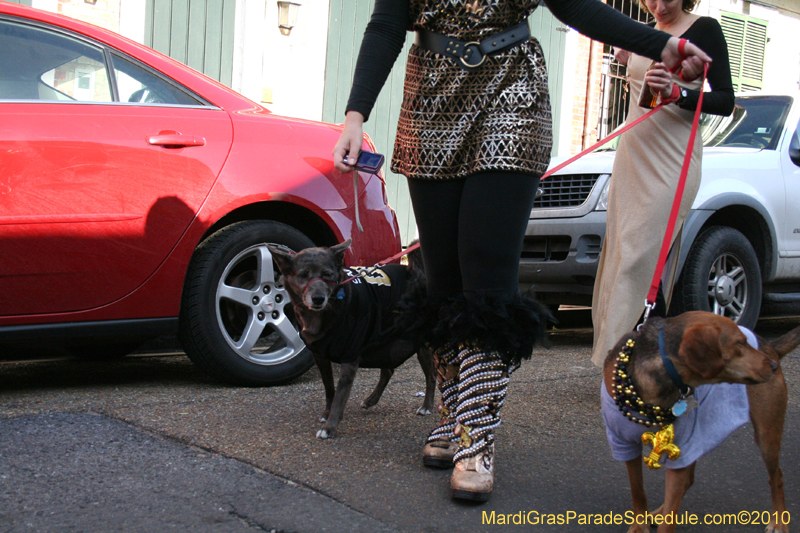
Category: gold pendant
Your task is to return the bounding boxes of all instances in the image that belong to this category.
[642,424,681,469]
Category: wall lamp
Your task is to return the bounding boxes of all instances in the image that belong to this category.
[277,1,301,36]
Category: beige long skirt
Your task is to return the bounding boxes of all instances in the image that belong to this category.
[590,53,703,367]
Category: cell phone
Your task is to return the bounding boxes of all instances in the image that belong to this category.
[350,150,385,174]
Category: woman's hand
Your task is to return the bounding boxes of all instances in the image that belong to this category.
[333,111,366,173]
[677,56,705,82]
[661,36,711,79]
[613,47,631,66]
[644,63,674,100]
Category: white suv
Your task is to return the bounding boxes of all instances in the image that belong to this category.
[520,93,800,328]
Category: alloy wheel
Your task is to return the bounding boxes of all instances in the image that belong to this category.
[215,243,305,365]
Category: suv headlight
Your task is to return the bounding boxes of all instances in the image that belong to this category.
[595,178,611,211]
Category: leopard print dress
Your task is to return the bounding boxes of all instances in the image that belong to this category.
[392,0,552,180]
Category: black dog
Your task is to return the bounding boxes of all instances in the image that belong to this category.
[269,239,435,439]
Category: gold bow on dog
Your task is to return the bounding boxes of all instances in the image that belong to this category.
[642,424,681,469]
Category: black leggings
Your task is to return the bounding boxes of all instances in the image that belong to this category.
[407,171,538,300]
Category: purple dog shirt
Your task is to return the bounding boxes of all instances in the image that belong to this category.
[600,325,755,468]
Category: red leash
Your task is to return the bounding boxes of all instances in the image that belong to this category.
[540,56,708,322]
[339,241,421,285]
[644,63,709,312]
[541,73,692,179]
[379,241,420,266]
[541,105,665,180]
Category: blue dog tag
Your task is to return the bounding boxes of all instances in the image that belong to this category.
[672,399,687,416]
[336,288,345,300]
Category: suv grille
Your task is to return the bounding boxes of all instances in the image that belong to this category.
[534,174,600,208]
[521,236,571,261]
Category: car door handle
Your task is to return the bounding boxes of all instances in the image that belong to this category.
[147,134,206,148]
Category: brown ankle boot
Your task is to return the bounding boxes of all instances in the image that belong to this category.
[422,439,458,468]
[423,346,459,468]
[423,402,458,468]
[450,445,494,501]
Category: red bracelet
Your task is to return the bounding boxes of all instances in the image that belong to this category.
[669,38,691,75]
[660,84,681,105]
[678,38,689,59]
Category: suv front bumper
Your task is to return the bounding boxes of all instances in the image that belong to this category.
[519,170,611,306]
[520,210,608,306]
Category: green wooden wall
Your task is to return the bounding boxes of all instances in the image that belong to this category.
[720,11,768,92]
[144,0,235,86]
[323,3,567,244]
[6,0,32,5]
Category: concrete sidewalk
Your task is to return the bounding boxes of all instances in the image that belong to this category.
[1,319,798,532]
[1,412,397,533]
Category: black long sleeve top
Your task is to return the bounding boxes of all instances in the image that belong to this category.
[673,17,734,115]
[346,0,674,121]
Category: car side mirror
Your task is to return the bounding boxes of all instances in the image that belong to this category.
[791,128,800,166]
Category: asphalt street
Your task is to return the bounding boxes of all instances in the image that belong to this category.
[1,313,799,533]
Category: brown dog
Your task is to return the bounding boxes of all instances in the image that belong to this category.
[269,239,435,439]
[602,311,798,533]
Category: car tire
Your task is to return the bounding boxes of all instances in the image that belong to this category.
[179,220,315,386]
[671,226,762,329]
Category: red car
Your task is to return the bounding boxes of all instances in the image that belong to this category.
[0,2,401,385]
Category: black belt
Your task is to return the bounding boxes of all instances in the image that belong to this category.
[414,21,530,70]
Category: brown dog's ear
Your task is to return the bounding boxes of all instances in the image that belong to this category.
[678,323,725,379]
[330,239,351,268]
[267,244,295,275]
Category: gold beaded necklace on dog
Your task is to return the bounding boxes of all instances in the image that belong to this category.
[612,336,691,469]
[612,339,677,428]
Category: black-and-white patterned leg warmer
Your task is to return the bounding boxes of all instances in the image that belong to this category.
[426,344,460,444]
[453,344,509,463]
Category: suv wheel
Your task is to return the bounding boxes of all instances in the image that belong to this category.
[180,220,315,386]
[672,226,762,329]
